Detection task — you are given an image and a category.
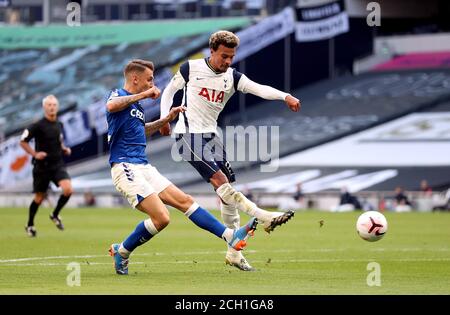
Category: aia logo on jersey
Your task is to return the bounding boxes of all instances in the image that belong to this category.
[198,88,224,103]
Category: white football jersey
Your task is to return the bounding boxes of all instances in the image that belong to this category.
[170,58,249,134]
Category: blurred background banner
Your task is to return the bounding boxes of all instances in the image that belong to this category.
[60,110,92,147]
[233,7,295,63]
[0,135,32,189]
[0,0,10,8]
[295,0,349,42]
[86,100,108,136]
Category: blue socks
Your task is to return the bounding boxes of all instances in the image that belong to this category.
[120,204,231,257]
[122,220,154,252]
[187,205,227,239]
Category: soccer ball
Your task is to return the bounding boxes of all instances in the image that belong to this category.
[356,211,388,242]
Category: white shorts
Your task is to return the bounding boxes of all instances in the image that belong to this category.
[111,163,172,208]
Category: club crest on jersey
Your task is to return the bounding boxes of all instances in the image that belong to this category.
[198,88,224,103]
[130,108,144,122]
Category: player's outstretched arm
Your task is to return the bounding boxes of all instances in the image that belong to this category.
[106,86,161,113]
[145,106,186,136]
[159,70,186,136]
[239,75,301,112]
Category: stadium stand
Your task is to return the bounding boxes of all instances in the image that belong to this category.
[0,24,243,135]
[1,1,449,210]
[11,67,446,195]
[226,69,450,158]
[0,0,293,24]
[184,70,450,193]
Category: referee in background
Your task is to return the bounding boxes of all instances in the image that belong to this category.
[20,94,73,237]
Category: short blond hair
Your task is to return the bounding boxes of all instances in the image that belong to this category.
[209,30,240,51]
[42,94,58,106]
[124,59,154,77]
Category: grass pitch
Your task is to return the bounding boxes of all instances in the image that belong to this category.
[0,207,449,295]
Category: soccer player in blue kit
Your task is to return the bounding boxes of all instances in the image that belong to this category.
[106,59,257,275]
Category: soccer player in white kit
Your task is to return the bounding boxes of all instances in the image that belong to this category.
[160,31,301,271]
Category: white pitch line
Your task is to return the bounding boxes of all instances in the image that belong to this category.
[1,248,449,264]
[0,262,144,267]
[0,254,107,263]
[0,250,271,263]
[1,258,450,267]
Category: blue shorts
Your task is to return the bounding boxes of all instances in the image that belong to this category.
[175,133,235,183]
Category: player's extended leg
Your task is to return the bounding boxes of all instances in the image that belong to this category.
[25,192,46,237]
[158,184,258,251]
[220,201,256,271]
[177,133,292,233]
[109,163,171,275]
[211,171,294,233]
[212,140,257,270]
[49,179,73,230]
[211,168,256,271]
[110,193,169,275]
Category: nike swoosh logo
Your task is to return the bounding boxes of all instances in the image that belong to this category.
[196,77,205,80]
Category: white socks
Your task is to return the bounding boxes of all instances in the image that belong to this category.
[118,218,159,259]
[221,202,241,256]
[184,202,200,218]
[216,183,237,205]
[216,183,272,222]
[221,202,240,230]
[143,218,159,235]
[221,228,235,244]
[118,244,130,258]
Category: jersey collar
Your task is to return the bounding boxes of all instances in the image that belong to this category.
[121,88,132,95]
[204,58,222,75]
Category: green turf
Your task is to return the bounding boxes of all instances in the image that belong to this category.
[0,207,449,294]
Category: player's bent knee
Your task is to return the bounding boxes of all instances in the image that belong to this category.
[63,188,73,196]
[155,213,170,230]
[34,194,46,205]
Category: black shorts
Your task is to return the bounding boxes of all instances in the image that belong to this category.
[32,163,70,193]
[175,133,235,183]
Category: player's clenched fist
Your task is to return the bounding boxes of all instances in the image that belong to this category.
[159,123,171,136]
[285,95,301,112]
[34,151,47,160]
[167,106,186,121]
[160,106,186,136]
[143,86,161,99]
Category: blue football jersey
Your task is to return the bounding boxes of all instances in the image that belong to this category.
[106,88,148,165]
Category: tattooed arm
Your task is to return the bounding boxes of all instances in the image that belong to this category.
[145,106,186,136]
[107,86,161,113]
